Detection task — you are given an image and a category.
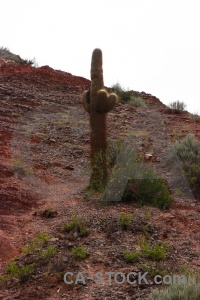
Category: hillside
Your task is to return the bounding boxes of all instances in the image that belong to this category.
[0,54,199,299]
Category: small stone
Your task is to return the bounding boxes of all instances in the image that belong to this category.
[49,238,59,242]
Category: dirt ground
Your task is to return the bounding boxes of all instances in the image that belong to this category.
[0,62,199,299]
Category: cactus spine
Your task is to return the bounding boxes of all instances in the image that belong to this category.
[83,48,118,190]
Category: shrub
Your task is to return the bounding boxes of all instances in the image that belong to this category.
[0,232,58,285]
[149,273,200,300]
[128,96,146,107]
[111,82,143,105]
[139,239,169,261]
[120,212,135,230]
[123,250,140,263]
[190,112,200,123]
[168,101,186,114]
[171,134,200,197]
[107,139,124,169]
[122,168,172,209]
[123,239,169,264]
[41,207,57,218]
[0,46,37,67]
[5,261,35,283]
[142,262,168,278]
[22,232,50,255]
[39,245,56,259]
[62,214,90,237]
[71,246,88,260]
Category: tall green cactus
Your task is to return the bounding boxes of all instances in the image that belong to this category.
[83,48,118,190]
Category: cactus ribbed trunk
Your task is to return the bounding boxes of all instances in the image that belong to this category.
[82,48,118,190]
[90,112,108,187]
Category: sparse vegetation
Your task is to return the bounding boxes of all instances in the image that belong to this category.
[139,239,169,261]
[36,132,47,137]
[41,207,57,218]
[107,139,124,169]
[167,101,186,114]
[1,46,199,300]
[141,223,152,237]
[144,211,152,220]
[0,232,57,284]
[142,262,168,278]
[120,212,135,230]
[171,134,200,197]
[149,273,200,300]
[123,239,169,264]
[22,232,50,255]
[71,246,88,260]
[170,129,183,141]
[122,168,172,209]
[62,214,90,237]
[129,96,146,107]
[39,245,56,259]
[190,112,200,122]
[3,261,35,283]
[12,158,32,176]
[0,46,10,52]
[0,46,37,66]
[111,82,145,106]
[123,250,140,263]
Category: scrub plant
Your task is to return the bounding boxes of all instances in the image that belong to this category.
[139,239,169,261]
[71,246,88,260]
[168,101,186,114]
[123,250,140,263]
[0,232,56,284]
[120,212,135,230]
[2,261,35,283]
[62,214,90,237]
[149,273,200,300]
[171,134,200,197]
[122,168,172,209]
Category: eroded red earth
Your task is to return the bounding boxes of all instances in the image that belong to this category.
[0,63,90,261]
[0,61,199,299]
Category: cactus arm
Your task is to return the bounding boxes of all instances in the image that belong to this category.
[106,93,118,113]
[82,89,91,113]
[94,89,118,113]
[94,89,108,112]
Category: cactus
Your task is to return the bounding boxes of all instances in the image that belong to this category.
[83,48,118,190]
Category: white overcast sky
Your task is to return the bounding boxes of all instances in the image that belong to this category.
[1,0,200,113]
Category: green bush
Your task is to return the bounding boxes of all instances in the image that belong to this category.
[168,101,186,114]
[111,83,144,105]
[142,263,167,278]
[3,261,35,283]
[123,250,140,263]
[120,212,135,230]
[128,96,146,107]
[122,168,172,209]
[140,239,169,261]
[71,246,88,260]
[62,214,90,237]
[149,274,200,300]
[171,134,200,197]
[107,139,124,169]
[22,232,50,255]
[0,232,58,284]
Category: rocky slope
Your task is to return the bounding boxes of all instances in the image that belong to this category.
[0,58,199,299]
